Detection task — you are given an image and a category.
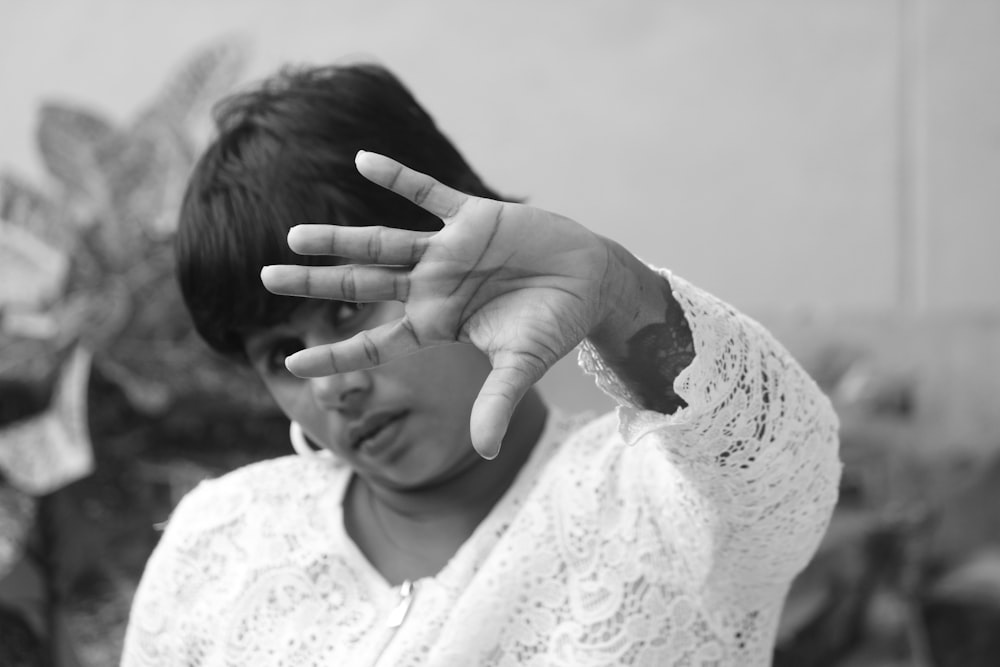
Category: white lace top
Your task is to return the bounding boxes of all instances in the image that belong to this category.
[121,271,841,666]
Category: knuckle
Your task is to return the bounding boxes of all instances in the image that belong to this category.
[413,181,434,206]
[302,267,313,295]
[361,332,381,365]
[408,237,422,263]
[442,198,463,219]
[399,315,421,346]
[340,268,356,301]
[367,229,383,260]
[395,272,410,301]
[386,163,404,190]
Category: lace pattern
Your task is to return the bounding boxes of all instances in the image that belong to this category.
[122,271,840,667]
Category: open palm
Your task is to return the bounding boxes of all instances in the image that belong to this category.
[261,151,616,458]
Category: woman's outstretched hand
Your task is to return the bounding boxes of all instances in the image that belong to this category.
[261,151,624,459]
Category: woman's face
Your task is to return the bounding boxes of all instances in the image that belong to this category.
[243,300,492,489]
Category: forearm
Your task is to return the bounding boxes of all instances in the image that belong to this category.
[588,250,841,589]
[588,238,695,414]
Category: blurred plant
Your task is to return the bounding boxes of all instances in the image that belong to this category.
[776,347,1000,666]
[0,38,269,517]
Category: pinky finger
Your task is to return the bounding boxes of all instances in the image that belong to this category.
[284,316,427,377]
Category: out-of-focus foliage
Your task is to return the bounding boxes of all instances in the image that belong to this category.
[0,38,298,667]
[776,347,1000,666]
[0,38,272,501]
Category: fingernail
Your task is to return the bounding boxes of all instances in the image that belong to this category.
[285,352,306,377]
[260,265,291,282]
[260,266,298,293]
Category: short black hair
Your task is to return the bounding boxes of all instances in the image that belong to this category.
[176,63,503,361]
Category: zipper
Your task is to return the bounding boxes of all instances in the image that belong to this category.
[371,579,417,665]
[385,579,414,628]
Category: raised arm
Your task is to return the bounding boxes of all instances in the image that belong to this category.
[260,152,841,580]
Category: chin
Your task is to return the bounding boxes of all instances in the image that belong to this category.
[384,453,473,492]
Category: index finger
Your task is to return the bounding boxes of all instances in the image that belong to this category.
[355,151,470,222]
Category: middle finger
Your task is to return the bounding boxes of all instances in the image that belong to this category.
[287,225,433,265]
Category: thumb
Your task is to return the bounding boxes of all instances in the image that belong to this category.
[469,352,547,460]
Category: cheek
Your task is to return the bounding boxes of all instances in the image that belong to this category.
[258,373,305,416]
[402,345,491,409]
[259,377,347,446]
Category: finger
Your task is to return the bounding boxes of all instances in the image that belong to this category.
[287,225,433,265]
[469,351,546,460]
[261,265,410,302]
[284,316,426,377]
[355,150,469,223]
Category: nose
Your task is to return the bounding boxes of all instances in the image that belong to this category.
[301,319,374,415]
[309,369,372,416]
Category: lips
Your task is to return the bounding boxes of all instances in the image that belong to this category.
[348,410,408,450]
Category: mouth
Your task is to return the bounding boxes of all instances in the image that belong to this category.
[348,410,409,451]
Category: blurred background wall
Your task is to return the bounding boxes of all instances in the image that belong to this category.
[2,0,998,455]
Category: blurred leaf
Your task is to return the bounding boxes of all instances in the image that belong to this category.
[1,37,261,428]
[929,551,1000,607]
[140,37,250,131]
[73,279,134,353]
[924,556,1000,666]
[104,123,195,241]
[0,335,60,383]
[0,219,70,310]
[864,587,911,641]
[94,355,171,415]
[1,311,60,340]
[36,104,115,207]
[0,172,74,251]
[925,453,1000,566]
[778,575,832,644]
[0,346,94,495]
[0,483,36,580]
[104,38,250,244]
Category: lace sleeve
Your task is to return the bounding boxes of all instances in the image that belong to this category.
[578,268,842,595]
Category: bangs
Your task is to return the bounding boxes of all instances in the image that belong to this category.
[175,62,504,362]
[176,179,343,361]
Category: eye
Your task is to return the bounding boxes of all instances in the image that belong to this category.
[266,338,304,373]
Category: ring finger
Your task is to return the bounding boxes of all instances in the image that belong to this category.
[261,264,411,302]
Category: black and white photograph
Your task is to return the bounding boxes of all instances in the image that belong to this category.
[1,1,998,665]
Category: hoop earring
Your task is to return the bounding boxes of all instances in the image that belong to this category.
[289,421,331,460]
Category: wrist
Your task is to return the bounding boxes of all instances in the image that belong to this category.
[585,241,695,413]
[590,237,656,346]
